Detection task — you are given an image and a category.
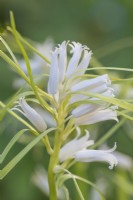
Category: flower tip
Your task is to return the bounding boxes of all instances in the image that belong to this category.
[109,159,118,170]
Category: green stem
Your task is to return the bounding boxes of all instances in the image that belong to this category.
[48,131,63,200]
[48,105,65,200]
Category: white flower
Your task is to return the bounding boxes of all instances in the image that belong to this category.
[59,129,118,169]
[48,41,118,125]
[74,106,118,125]
[71,74,118,125]
[14,98,47,132]
[75,143,118,169]
[59,128,94,162]
[70,74,112,103]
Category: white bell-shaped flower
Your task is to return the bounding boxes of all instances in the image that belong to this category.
[75,143,118,169]
[59,128,118,169]
[15,98,47,132]
[59,128,94,162]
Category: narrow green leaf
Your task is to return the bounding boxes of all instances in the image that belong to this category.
[91,118,126,149]
[10,12,54,115]
[86,67,133,73]
[117,111,133,121]
[7,26,50,64]
[0,36,18,64]
[0,50,30,83]
[0,129,28,164]
[73,174,106,200]
[57,167,106,200]
[73,177,85,200]
[0,128,55,179]
[71,91,133,112]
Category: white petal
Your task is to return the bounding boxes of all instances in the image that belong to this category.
[75,144,118,169]
[74,106,118,125]
[59,129,94,162]
[58,41,68,83]
[69,84,110,104]
[71,74,110,92]
[71,88,115,117]
[66,42,83,78]
[72,102,106,117]
[48,50,59,94]
[76,50,92,75]
[19,98,47,132]
[33,106,56,127]
[71,86,115,115]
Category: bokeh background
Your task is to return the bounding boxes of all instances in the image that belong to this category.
[0,0,133,200]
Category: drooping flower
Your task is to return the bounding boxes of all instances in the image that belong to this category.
[101,145,133,170]
[48,41,118,124]
[59,128,118,169]
[59,128,94,162]
[14,98,47,132]
[73,106,118,125]
[75,143,118,169]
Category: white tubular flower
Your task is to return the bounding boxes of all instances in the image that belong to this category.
[71,74,111,93]
[75,143,118,169]
[70,74,112,104]
[59,128,94,162]
[71,74,118,125]
[74,106,118,125]
[16,98,47,132]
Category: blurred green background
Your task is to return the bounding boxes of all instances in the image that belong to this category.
[0,0,133,200]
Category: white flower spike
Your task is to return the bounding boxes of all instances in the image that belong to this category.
[75,143,118,169]
[16,98,47,132]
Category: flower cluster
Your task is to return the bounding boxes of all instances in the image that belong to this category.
[48,41,118,126]
[15,41,118,169]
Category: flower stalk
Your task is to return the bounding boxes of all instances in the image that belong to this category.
[48,104,65,200]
